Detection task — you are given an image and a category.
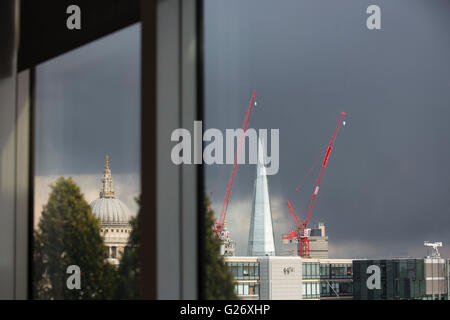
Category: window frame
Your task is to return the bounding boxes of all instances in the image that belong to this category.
[4,0,204,300]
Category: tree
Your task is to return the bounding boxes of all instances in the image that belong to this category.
[116,197,141,299]
[204,194,237,299]
[33,177,117,299]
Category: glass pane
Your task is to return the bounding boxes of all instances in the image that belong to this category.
[243,265,249,276]
[243,283,249,295]
[238,284,244,295]
[237,264,243,279]
[203,0,450,301]
[249,265,255,277]
[32,24,141,300]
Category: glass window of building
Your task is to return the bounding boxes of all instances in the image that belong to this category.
[237,284,243,295]
[243,265,249,276]
[226,262,259,280]
[302,282,320,299]
[352,259,432,300]
[234,282,259,297]
[31,24,141,300]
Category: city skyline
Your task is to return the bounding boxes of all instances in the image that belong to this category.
[30,2,450,259]
[204,0,450,259]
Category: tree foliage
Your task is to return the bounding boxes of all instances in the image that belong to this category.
[33,177,117,299]
[204,194,237,300]
[33,178,237,299]
[116,197,141,299]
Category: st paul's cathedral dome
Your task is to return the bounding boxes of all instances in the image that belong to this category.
[90,155,131,225]
[90,155,132,265]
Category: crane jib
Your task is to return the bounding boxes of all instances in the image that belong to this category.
[283,112,346,257]
[216,91,257,232]
[322,146,332,167]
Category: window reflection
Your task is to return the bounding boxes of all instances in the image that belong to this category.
[32,24,141,300]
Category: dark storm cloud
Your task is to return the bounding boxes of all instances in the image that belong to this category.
[35,24,141,176]
[204,0,450,258]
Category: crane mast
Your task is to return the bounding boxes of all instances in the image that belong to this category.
[214,91,257,237]
[283,112,346,257]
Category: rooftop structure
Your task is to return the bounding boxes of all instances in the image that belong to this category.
[220,220,236,257]
[308,222,329,258]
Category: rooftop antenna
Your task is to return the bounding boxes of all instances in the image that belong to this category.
[424,241,442,258]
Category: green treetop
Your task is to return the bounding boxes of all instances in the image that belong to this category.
[204,194,237,300]
[116,196,142,299]
[33,177,117,299]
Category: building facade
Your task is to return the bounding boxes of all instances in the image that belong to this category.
[226,256,450,300]
[308,222,329,259]
[225,256,353,300]
[353,258,449,300]
[226,257,260,300]
[302,258,353,299]
[259,256,303,300]
[425,258,448,298]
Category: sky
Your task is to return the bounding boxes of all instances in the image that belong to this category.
[34,24,141,225]
[30,2,450,260]
[204,0,450,258]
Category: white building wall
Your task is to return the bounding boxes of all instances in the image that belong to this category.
[308,236,329,258]
[425,258,447,296]
[259,256,302,300]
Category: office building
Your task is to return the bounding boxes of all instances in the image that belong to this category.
[308,222,329,258]
[247,138,276,256]
[225,257,260,300]
[302,258,353,299]
[353,258,449,300]
[224,256,353,300]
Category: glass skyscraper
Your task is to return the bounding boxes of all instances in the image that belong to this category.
[247,138,276,256]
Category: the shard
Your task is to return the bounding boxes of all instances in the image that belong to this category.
[247,138,276,256]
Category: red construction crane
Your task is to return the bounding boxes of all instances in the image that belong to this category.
[213,91,257,238]
[283,112,346,257]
